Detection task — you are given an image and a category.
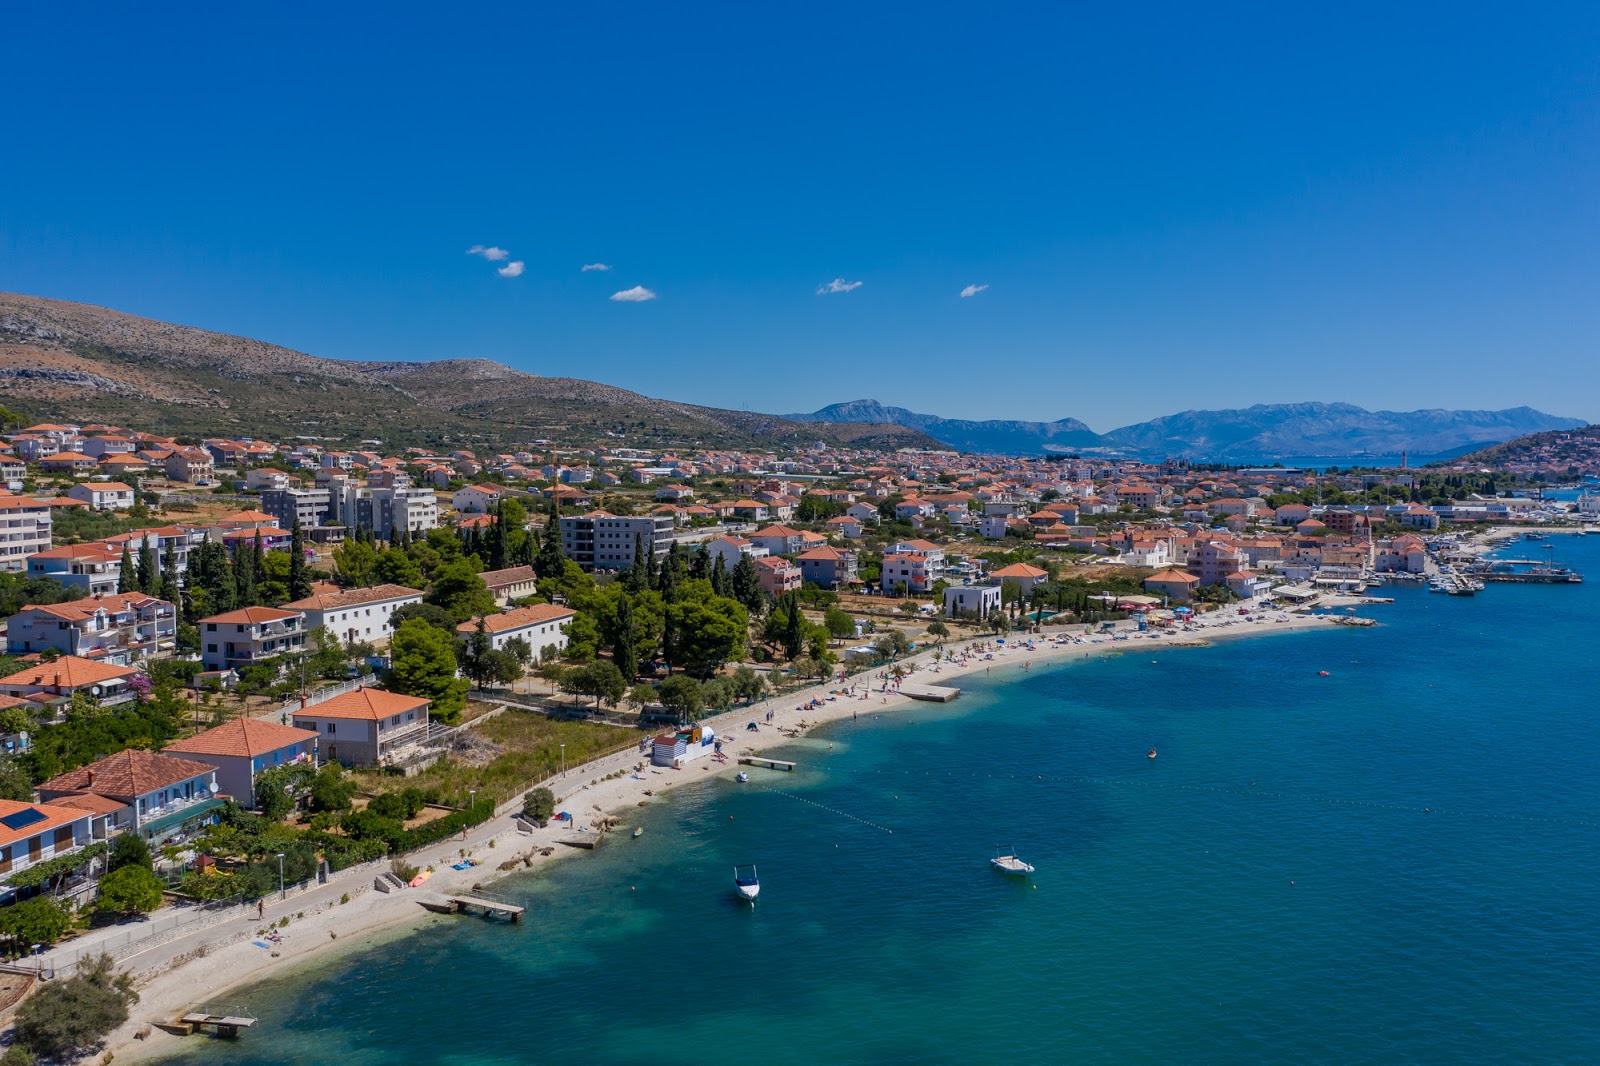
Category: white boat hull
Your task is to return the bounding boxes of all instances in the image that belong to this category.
[991,857,1034,876]
[736,882,760,901]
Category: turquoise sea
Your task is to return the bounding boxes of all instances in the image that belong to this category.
[161,536,1600,1065]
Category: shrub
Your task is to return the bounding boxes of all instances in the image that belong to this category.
[309,764,357,813]
[368,787,426,821]
[107,833,153,873]
[395,801,495,853]
[521,787,555,826]
[342,810,404,849]
[13,953,137,1062]
[96,865,165,915]
[391,858,419,884]
[0,897,72,953]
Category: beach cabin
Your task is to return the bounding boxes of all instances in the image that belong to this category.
[651,724,718,768]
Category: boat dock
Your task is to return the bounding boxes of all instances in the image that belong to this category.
[172,1012,258,1038]
[897,682,961,703]
[417,892,525,922]
[739,756,796,772]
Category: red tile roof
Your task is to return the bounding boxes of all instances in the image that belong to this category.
[39,750,216,802]
[165,718,319,759]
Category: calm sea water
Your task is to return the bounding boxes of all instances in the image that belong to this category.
[160,537,1600,1065]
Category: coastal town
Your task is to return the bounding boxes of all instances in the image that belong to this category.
[0,412,1591,1059]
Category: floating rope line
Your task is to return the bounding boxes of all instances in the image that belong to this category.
[757,786,896,834]
[805,766,1598,830]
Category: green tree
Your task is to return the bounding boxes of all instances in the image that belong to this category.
[0,756,33,802]
[0,896,71,951]
[729,552,764,614]
[657,674,704,720]
[12,953,137,1062]
[309,763,357,812]
[388,618,469,723]
[668,595,748,678]
[96,864,164,915]
[824,606,856,643]
[288,519,314,602]
[730,664,766,703]
[611,590,637,681]
[118,545,136,595]
[926,618,950,643]
[373,546,424,588]
[458,617,494,689]
[136,538,156,594]
[535,515,566,579]
[425,559,496,623]
[521,786,555,825]
[333,537,378,587]
[107,833,152,873]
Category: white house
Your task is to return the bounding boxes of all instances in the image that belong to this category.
[456,603,575,659]
[0,800,94,887]
[451,484,507,514]
[282,583,422,646]
[944,583,1003,619]
[66,481,137,511]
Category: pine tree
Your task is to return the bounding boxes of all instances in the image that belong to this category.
[710,555,729,597]
[136,538,156,594]
[288,520,312,601]
[118,546,135,595]
[730,553,763,614]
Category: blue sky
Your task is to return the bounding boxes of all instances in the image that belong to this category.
[3,3,1598,428]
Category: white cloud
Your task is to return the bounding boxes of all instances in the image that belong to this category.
[581,262,613,272]
[497,261,525,278]
[610,285,657,302]
[817,277,863,295]
[467,245,510,261]
[960,283,989,298]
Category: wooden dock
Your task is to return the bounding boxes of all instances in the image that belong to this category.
[897,682,961,703]
[739,756,796,772]
[176,1012,257,1038]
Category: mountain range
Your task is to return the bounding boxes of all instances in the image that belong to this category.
[0,293,937,452]
[788,399,1587,460]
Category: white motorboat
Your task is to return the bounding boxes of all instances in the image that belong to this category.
[734,863,760,903]
[990,848,1034,876]
[735,771,749,783]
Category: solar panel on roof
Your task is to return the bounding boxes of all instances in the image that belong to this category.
[0,807,48,831]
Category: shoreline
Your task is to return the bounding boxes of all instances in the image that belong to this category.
[104,604,1351,1063]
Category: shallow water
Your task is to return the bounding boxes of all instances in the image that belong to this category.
[158,537,1600,1065]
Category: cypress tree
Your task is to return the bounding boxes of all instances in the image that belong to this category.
[136,538,156,594]
[288,519,312,602]
[613,591,637,681]
[731,553,763,614]
[158,540,181,607]
[535,515,565,580]
[236,534,257,607]
[118,546,136,595]
[710,555,728,598]
[488,503,510,571]
[782,593,805,660]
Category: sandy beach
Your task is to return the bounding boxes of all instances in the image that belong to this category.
[102,603,1352,1063]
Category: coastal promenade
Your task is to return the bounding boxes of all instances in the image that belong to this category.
[102,601,1348,1063]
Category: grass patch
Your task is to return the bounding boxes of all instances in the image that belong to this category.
[351,712,637,807]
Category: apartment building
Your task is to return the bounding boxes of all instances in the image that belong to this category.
[559,511,674,572]
[199,607,306,673]
[6,592,178,664]
[0,497,52,573]
[283,583,421,646]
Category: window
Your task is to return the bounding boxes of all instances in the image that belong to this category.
[325,722,336,734]
[206,623,216,632]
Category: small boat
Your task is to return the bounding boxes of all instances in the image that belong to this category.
[633,826,644,838]
[734,863,760,903]
[991,848,1034,876]
[1147,748,1157,759]
[735,771,749,783]
[1318,670,1330,676]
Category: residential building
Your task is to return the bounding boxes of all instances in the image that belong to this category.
[755,555,802,597]
[944,583,1003,619]
[199,607,306,673]
[292,687,430,768]
[163,447,216,484]
[1144,569,1201,602]
[478,565,539,605]
[990,562,1049,596]
[282,584,421,646]
[455,603,574,659]
[796,546,858,589]
[25,544,124,596]
[38,750,222,845]
[559,512,674,572]
[0,799,94,887]
[451,484,507,514]
[260,487,333,531]
[0,656,141,705]
[747,525,806,557]
[5,592,178,664]
[66,482,137,510]
[0,497,53,573]
[1187,540,1250,587]
[705,537,768,573]
[164,718,319,809]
